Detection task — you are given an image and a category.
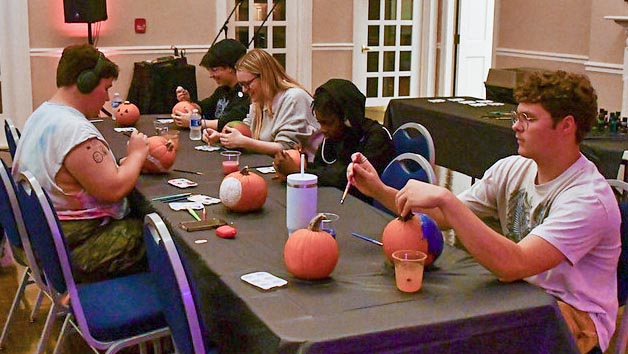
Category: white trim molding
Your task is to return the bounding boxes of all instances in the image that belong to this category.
[495,47,588,64]
[312,43,354,51]
[30,45,210,57]
[584,60,623,75]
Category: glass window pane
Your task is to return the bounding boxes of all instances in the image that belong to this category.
[273,26,286,48]
[401,0,413,20]
[236,27,250,46]
[367,52,379,72]
[236,0,249,21]
[383,51,396,72]
[399,76,410,96]
[253,26,268,48]
[384,0,397,20]
[368,26,380,47]
[367,77,379,98]
[400,51,411,71]
[383,77,395,97]
[253,1,267,21]
[384,26,396,46]
[400,26,412,46]
[273,0,285,21]
[273,53,286,69]
[368,0,380,20]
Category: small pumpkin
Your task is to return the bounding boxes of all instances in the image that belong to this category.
[275,149,306,181]
[222,120,252,138]
[219,166,267,212]
[172,101,197,115]
[284,213,339,280]
[114,101,140,127]
[382,213,443,266]
[142,136,177,173]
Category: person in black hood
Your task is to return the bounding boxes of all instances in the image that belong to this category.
[274,78,395,203]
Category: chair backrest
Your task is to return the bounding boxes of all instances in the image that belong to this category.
[144,213,206,354]
[374,153,437,214]
[0,159,48,289]
[4,118,21,159]
[609,179,628,305]
[392,122,435,166]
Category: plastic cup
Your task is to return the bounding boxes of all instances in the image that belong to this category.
[161,129,180,150]
[153,120,169,135]
[221,150,241,175]
[320,212,339,238]
[392,250,427,293]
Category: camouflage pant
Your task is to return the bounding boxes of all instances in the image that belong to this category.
[60,217,147,284]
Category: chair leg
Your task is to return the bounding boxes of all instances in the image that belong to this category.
[53,313,71,354]
[616,306,628,354]
[0,266,31,349]
[34,301,61,354]
[30,289,44,322]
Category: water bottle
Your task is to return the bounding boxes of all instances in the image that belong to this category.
[111,92,123,109]
[189,109,202,140]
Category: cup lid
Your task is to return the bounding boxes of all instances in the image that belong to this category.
[287,173,317,184]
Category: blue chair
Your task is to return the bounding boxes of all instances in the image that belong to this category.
[374,153,437,215]
[4,118,21,159]
[608,179,628,354]
[15,171,170,354]
[144,213,216,354]
[392,122,435,166]
[0,158,51,352]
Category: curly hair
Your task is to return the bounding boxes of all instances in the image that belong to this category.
[56,44,119,88]
[513,70,597,143]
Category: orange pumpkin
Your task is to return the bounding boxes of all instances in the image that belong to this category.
[382,213,443,266]
[172,101,197,115]
[284,213,339,280]
[142,136,177,173]
[222,120,252,138]
[275,149,305,181]
[219,166,267,212]
[114,101,140,127]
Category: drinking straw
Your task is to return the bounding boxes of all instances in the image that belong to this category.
[300,153,305,177]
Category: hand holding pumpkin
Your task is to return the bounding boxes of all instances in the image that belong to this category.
[395,180,449,219]
[219,126,247,149]
[273,150,301,181]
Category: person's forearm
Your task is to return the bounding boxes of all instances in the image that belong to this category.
[243,138,284,156]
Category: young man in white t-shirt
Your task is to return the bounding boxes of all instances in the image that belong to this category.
[347,70,621,353]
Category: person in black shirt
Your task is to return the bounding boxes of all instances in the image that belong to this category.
[274,78,395,203]
[172,39,250,131]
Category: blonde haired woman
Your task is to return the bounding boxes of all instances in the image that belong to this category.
[202,48,321,158]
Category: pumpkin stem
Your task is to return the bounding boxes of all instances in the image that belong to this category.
[308,213,328,232]
[239,166,250,175]
[165,140,174,151]
[399,213,413,222]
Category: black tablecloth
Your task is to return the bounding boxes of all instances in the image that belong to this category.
[384,97,628,179]
[98,116,578,353]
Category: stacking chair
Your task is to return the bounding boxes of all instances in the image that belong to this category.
[144,213,216,354]
[4,118,21,158]
[0,158,50,352]
[607,179,628,354]
[392,122,435,166]
[15,171,170,354]
[374,153,437,215]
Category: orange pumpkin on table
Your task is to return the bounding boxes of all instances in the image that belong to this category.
[284,213,339,280]
[142,136,177,173]
[114,101,140,127]
[171,101,197,115]
[275,149,306,181]
[222,120,252,138]
[219,167,267,212]
[382,213,443,266]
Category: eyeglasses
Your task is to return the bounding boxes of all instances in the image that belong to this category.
[510,111,538,130]
[239,76,259,90]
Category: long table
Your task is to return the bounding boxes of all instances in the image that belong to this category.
[384,97,628,179]
[99,115,578,353]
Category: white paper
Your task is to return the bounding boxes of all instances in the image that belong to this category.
[195,145,221,152]
[114,127,137,132]
[188,194,221,205]
[241,272,287,290]
[256,166,276,174]
[168,202,204,211]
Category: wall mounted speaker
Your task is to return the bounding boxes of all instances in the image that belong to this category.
[63,0,108,23]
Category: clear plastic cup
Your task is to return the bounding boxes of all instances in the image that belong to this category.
[392,250,427,293]
[221,150,241,175]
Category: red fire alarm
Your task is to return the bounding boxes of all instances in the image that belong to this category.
[135,18,147,33]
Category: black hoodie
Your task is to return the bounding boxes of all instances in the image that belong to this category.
[307,79,396,203]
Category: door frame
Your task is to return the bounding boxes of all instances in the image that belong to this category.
[352,0,438,107]
[0,0,33,148]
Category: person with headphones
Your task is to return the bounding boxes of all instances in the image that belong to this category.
[171,39,250,131]
[12,44,149,283]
